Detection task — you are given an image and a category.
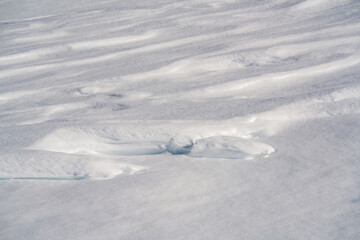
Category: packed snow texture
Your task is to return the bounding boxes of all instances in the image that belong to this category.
[0,0,360,239]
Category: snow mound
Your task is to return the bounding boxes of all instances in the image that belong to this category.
[0,151,145,180]
[28,124,274,160]
[189,136,274,159]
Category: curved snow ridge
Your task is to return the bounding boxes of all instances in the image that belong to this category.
[177,53,360,100]
[123,55,246,82]
[27,125,275,160]
[68,30,158,50]
[0,46,62,65]
[0,152,145,181]
[292,0,343,12]
[13,30,68,43]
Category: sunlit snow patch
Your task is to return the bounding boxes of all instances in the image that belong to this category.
[28,126,274,160]
[0,152,145,181]
[189,136,274,160]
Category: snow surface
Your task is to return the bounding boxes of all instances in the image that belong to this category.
[0,0,360,239]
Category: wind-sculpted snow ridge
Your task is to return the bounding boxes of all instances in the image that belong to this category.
[0,151,145,181]
[1,0,360,239]
[28,121,275,159]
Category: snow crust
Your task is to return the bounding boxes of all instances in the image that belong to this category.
[0,0,359,239]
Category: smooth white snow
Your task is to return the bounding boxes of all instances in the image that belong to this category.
[0,0,359,239]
